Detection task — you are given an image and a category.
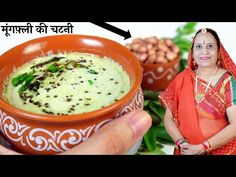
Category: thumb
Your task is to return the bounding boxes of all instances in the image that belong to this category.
[0,144,22,155]
[62,110,152,155]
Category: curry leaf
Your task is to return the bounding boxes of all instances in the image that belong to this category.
[143,90,160,100]
[155,126,174,144]
[149,101,165,120]
[143,126,157,151]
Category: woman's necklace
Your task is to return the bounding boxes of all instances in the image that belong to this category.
[195,66,218,104]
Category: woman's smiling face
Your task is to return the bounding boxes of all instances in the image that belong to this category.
[192,32,219,68]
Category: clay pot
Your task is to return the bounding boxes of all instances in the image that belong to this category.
[0,35,143,154]
[141,54,180,91]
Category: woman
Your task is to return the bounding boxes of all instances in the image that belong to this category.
[159,28,236,155]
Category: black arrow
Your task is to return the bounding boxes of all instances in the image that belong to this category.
[91,22,131,40]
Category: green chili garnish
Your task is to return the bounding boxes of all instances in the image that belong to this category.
[12,73,28,86]
[18,74,36,95]
[47,63,59,73]
[12,70,35,87]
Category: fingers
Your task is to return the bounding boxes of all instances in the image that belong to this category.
[180,143,191,155]
[0,144,22,155]
[62,110,152,155]
[180,144,201,155]
[180,142,190,150]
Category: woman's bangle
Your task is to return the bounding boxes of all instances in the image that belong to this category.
[175,137,188,150]
[201,140,211,152]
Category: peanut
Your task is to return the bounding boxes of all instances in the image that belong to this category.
[126,37,179,64]
[148,49,156,56]
[139,46,148,53]
[172,45,180,54]
[145,54,157,64]
[139,53,148,62]
[147,43,153,50]
[145,36,159,45]
[132,43,142,51]
[158,39,165,45]
[165,39,174,47]
[125,44,132,50]
[155,56,166,64]
[156,51,165,57]
[157,44,169,52]
[166,52,177,61]
[133,38,143,44]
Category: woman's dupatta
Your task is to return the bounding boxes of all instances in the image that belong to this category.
[159,68,205,144]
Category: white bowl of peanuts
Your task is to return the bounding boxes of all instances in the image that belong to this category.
[126,36,180,91]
